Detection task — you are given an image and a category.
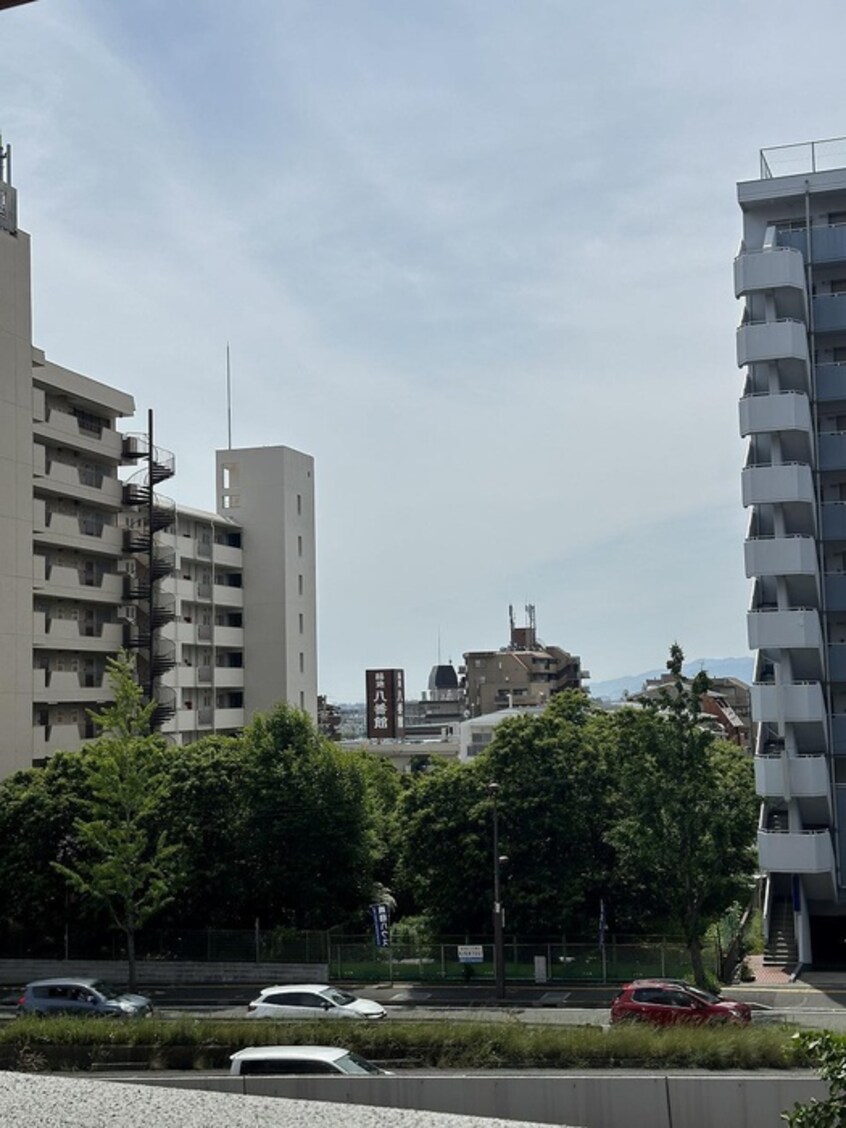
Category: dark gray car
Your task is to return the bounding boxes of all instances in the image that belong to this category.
[17,977,152,1018]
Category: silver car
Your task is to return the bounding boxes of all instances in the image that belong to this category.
[17,977,153,1018]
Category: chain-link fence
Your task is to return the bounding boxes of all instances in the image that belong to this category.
[0,927,693,982]
[327,936,692,983]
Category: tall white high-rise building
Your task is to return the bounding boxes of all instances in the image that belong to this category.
[0,140,317,776]
[737,136,846,967]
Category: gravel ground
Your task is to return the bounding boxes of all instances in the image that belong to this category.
[0,1072,560,1128]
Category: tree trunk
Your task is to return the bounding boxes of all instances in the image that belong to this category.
[688,933,706,988]
[126,927,136,992]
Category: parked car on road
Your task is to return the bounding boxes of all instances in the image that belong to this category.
[610,980,751,1026]
[17,977,153,1019]
[230,1045,390,1075]
[246,984,386,1020]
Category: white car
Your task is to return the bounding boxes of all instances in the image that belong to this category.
[230,1045,389,1076]
[246,984,387,1020]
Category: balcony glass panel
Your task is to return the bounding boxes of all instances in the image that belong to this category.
[814,294,846,333]
[816,363,846,402]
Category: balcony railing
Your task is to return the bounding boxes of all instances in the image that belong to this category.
[745,535,818,579]
[757,827,835,874]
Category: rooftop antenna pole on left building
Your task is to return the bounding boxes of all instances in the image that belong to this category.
[226,343,233,450]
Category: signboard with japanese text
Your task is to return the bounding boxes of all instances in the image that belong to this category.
[366,668,405,739]
[371,903,390,948]
[457,944,484,964]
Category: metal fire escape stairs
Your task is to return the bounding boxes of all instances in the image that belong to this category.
[119,410,177,730]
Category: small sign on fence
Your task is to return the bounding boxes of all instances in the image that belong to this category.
[457,944,484,964]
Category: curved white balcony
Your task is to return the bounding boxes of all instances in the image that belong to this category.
[755,753,830,800]
[734,247,807,298]
[736,320,809,367]
[741,463,815,507]
[739,391,811,437]
[747,607,822,651]
[752,681,826,724]
[757,827,834,874]
[745,535,818,579]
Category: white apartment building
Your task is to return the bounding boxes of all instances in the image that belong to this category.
[0,142,316,776]
[737,136,846,967]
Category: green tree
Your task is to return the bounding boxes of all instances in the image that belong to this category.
[0,752,94,951]
[232,704,379,928]
[784,1031,846,1126]
[53,652,177,988]
[393,691,614,935]
[606,644,757,985]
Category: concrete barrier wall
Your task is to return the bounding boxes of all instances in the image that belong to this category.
[0,960,327,987]
[130,1073,828,1128]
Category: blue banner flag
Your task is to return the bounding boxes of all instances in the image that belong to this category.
[371,903,390,948]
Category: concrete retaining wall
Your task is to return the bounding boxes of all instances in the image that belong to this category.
[126,1072,828,1128]
[0,959,327,988]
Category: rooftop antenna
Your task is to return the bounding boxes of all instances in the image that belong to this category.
[226,342,232,450]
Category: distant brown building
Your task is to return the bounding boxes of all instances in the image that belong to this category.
[636,673,754,751]
[461,605,587,718]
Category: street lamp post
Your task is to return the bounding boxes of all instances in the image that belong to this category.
[487,781,506,1000]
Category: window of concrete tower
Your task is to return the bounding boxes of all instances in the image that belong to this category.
[298,574,303,595]
[299,613,304,634]
[300,691,305,709]
[297,493,302,516]
[299,652,304,673]
[298,535,303,556]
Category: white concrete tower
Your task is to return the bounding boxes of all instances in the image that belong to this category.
[216,445,317,723]
[737,136,846,967]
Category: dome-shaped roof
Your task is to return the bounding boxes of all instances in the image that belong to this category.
[428,663,458,692]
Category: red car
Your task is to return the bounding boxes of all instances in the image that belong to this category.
[610,980,751,1026]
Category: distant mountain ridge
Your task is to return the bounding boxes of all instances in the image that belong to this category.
[589,657,754,702]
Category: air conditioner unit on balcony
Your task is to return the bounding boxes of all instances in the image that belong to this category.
[117,605,137,623]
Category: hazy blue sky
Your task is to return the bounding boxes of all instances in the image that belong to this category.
[4,1,845,700]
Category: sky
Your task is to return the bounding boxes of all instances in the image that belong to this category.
[3,0,846,702]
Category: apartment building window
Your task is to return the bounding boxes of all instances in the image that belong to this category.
[300,691,305,709]
[297,493,302,516]
[298,573,303,596]
[297,535,303,557]
[299,612,304,634]
[299,652,304,673]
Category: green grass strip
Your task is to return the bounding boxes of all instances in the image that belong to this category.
[0,1018,811,1071]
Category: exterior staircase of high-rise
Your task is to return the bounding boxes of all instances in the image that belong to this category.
[764,895,798,967]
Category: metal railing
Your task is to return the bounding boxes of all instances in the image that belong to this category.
[761,136,846,179]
